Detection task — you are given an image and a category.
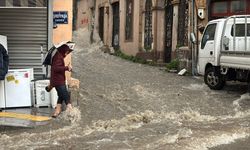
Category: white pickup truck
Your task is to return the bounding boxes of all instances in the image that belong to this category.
[197,15,250,90]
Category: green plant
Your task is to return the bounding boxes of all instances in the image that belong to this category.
[176,43,183,49]
[166,59,179,71]
[144,46,152,52]
[114,49,148,64]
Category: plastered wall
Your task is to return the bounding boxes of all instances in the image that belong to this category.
[53,0,73,80]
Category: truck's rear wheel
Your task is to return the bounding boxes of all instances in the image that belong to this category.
[204,67,225,90]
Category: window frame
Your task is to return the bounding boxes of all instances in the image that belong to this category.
[201,23,217,49]
[231,24,250,37]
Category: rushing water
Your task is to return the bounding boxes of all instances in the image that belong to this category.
[0,28,250,149]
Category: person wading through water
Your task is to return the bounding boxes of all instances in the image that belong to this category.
[50,43,73,118]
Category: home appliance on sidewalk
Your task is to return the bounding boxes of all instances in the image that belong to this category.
[34,79,58,108]
[35,80,51,107]
[4,68,33,108]
[0,81,5,108]
[50,87,57,108]
[0,35,7,108]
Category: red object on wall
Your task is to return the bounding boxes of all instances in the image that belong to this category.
[81,18,88,24]
[24,73,29,78]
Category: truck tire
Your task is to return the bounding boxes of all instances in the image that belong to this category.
[204,67,225,90]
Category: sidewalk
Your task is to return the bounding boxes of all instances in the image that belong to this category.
[0,107,53,127]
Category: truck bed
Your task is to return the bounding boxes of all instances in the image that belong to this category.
[220,52,250,70]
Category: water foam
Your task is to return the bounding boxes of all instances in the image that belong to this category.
[184,131,249,150]
[87,110,155,133]
[72,28,102,56]
[145,128,193,149]
[60,107,81,124]
[233,93,250,112]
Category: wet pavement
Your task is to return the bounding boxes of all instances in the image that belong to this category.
[1,29,250,149]
[0,108,52,127]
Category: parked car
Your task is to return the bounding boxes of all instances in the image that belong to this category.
[197,15,250,90]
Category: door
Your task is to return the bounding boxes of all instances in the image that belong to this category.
[99,7,104,41]
[164,0,173,63]
[112,2,120,50]
[198,23,217,75]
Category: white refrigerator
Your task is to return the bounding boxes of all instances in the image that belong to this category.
[0,35,7,108]
[0,81,5,108]
[4,69,33,108]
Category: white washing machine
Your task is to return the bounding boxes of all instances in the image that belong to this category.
[35,80,51,107]
[0,81,5,108]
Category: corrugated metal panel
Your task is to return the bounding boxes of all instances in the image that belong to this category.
[0,8,47,78]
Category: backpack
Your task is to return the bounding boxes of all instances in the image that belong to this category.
[42,46,57,66]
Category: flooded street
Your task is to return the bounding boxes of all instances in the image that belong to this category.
[1,29,250,149]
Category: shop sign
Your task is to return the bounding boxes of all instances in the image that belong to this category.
[53,11,68,24]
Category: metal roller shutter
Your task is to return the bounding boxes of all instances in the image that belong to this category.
[0,8,48,78]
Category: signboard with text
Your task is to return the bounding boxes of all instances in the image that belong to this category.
[53,11,68,24]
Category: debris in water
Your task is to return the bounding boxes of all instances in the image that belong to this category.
[178,68,187,76]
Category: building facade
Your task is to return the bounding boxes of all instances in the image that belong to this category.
[75,0,249,67]
[75,0,191,63]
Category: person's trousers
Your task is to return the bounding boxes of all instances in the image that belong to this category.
[55,84,70,105]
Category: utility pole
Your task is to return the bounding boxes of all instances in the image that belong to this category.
[191,0,196,76]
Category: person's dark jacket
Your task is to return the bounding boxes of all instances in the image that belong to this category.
[0,44,9,80]
[50,47,70,87]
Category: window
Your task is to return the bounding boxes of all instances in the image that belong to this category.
[28,0,36,7]
[201,24,217,49]
[0,1,6,6]
[13,0,21,6]
[210,0,249,19]
[231,0,246,13]
[231,24,250,37]
[36,0,47,7]
[213,2,227,14]
[144,0,152,50]
[125,0,133,40]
